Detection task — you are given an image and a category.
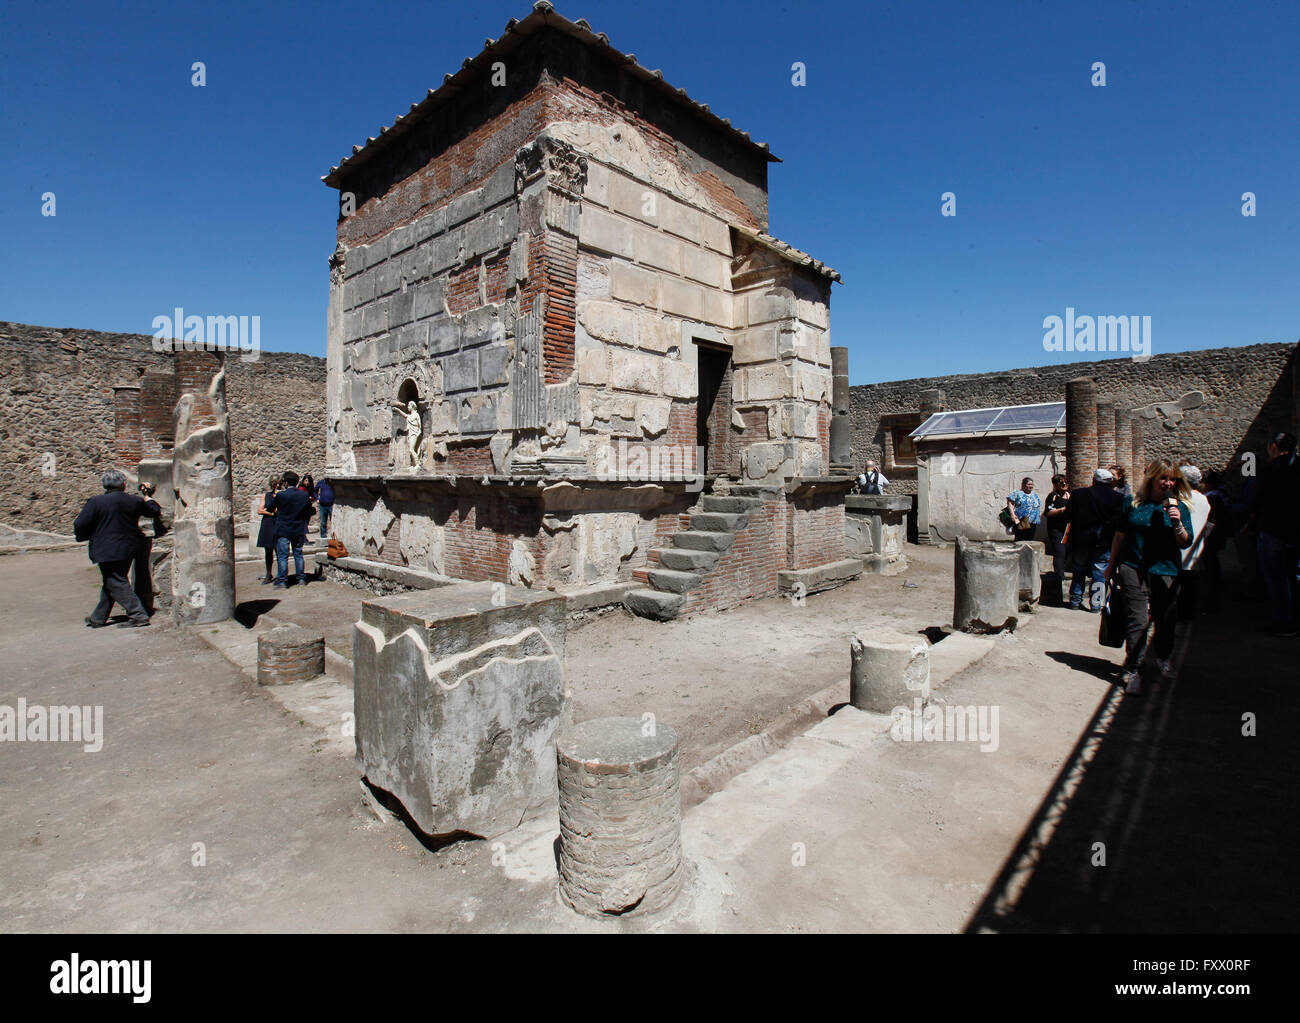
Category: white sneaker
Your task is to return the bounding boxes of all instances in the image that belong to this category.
[1123,670,1142,694]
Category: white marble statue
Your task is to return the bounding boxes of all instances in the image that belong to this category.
[393,399,422,470]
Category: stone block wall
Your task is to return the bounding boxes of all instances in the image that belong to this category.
[0,322,326,535]
[850,342,1297,494]
[327,66,835,490]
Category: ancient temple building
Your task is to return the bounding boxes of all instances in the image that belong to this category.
[321,2,855,617]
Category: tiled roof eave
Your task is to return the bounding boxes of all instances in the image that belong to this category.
[323,2,778,188]
[732,224,841,283]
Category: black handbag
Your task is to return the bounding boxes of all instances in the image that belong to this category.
[1098,581,1125,648]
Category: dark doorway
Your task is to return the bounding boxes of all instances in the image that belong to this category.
[696,342,732,475]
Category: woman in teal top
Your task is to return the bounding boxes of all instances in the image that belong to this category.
[1104,460,1194,694]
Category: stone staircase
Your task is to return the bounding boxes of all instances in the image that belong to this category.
[624,491,764,621]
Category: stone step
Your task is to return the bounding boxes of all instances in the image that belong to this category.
[624,589,686,621]
[653,547,719,573]
[690,511,747,532]
[647,568,703,594]
[673,530,736,553]
[699,495,763,514]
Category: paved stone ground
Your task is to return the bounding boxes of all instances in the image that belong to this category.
[2,546,1292,932]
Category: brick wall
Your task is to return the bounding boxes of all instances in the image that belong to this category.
[681,495,782,615]
[786,490,846,568]
[0,321,326,535]
[850,343,1297,494]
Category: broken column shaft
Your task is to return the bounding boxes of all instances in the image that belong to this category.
[556,717,683,918]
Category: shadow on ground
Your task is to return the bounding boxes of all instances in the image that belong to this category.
[234,598,280,628]
[966,557,1300,933]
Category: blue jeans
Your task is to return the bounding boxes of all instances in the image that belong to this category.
[1069,544,1109,609]
[275,535,306,585]
[318,504,332,539]
[1257,532,1299,628]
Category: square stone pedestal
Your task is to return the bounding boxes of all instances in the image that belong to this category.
[845,495,912,573]
[353,582,567,839]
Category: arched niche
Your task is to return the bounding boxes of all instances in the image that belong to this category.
[391,378,424,470]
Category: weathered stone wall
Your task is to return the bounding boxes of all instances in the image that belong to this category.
[327,51,834,490]
[0,322,326,534]
[850,342,1297,493]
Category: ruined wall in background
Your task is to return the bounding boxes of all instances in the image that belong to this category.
[0,322,326,535]
[849,342,1297,494]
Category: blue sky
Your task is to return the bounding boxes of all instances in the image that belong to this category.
[1,0,1295,382]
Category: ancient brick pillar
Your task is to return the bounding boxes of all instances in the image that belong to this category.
[1131,419,1145,478]
[919,388,946,418]
[257,625,325,685]
[1065,377,1098,487]
[557,717,683,917]
[112,385,142,469]
[1113,407,1133,479]
[172,348,224,432]
[1095,401,1116,468]
[139,371,179,457]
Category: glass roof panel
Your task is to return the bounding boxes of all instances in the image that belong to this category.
[988,403,1066,431]
[910,402,1066,438]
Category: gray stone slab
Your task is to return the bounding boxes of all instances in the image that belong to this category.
[343,309,363,343]
[428,318,460,356]
[395,322,426,356]
[412,280,445,321]
[483,162,516,207]
[388,289,414,328]
[388,223,414,256]
[447,187,485,228]
[361,300,388,339]
[462,306,505,349]
[399,245,423,286]
[480,344,510,388]
[444,350,479,393]
[353,582,567,839]
[459,392,499,434]
[376,261,399,297]
[430,232,459,275]
[777,558,864,595]
[344,245,367,278]
[415,205,447,245]
[345,272,374,311]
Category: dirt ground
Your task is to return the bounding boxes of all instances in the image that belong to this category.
[227,546,957,773]
[564,547,955,771]
[5,544,1290,933]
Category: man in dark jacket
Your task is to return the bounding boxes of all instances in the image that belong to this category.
[74,469,164,627]
[1064,467,1125,611]
[267,470,314,588]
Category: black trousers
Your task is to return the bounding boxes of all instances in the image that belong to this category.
[90,559,149,624]
[1117,564,1180,670]
[131,537,155,615]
